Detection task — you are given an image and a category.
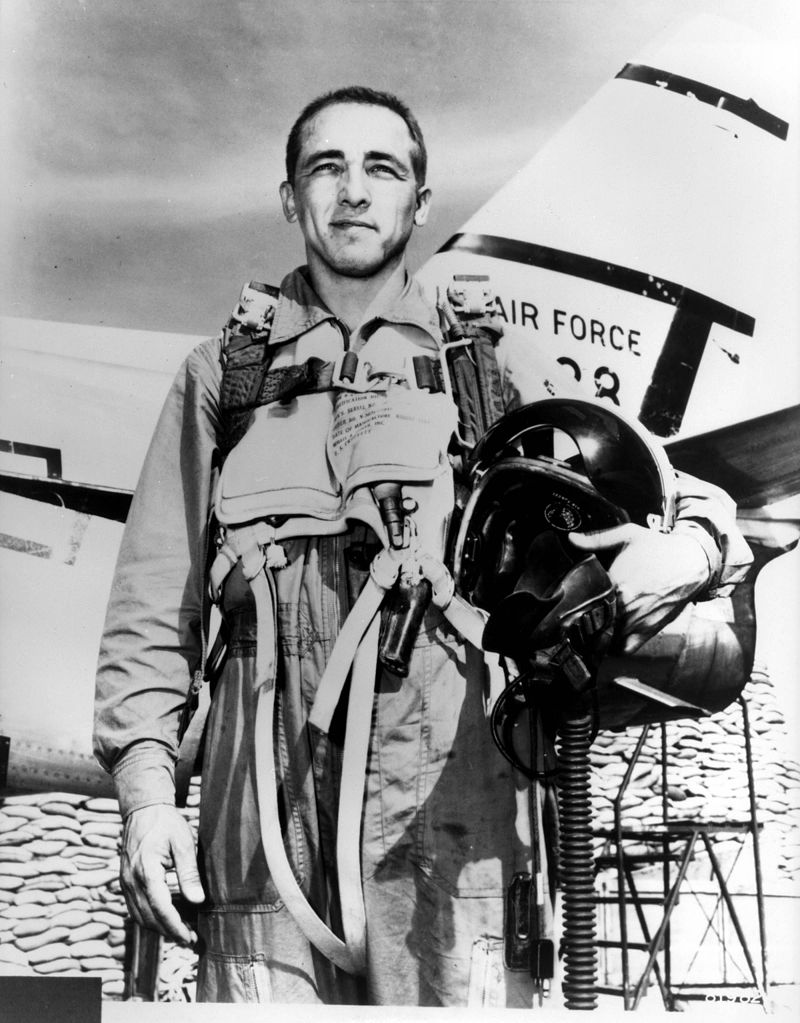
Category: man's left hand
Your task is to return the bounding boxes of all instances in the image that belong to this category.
[569,523,711,653]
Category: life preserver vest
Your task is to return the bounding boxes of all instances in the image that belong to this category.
[214,320,457,550]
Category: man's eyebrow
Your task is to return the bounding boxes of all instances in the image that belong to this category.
[365,150,410,170]
[299,148,345,168]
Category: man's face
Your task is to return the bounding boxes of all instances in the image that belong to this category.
[280,103,431,281]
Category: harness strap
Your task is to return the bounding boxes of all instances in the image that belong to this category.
[282,352,447,403]
[418,553,487,649]
[251,565,367,975]
[223,351,447,420]
[440,275,506,452]
[175,668,212,802]
[309,549,499,737]
[309,548,400,734]
[208,522,286,604]
[224,357,333,413]
[219,282,279,455]
[336,613,380,964]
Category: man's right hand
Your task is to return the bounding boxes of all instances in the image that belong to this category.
[120,804,205,947]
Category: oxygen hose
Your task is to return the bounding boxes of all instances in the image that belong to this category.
[557,712,598,1010]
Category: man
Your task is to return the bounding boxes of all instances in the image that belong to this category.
[94,86,750,1006]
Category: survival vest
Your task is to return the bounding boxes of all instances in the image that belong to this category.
[209,274,509,659]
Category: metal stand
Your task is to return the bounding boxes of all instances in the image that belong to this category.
[593,696,769,1011]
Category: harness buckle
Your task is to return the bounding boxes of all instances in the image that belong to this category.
[331,350,448,395]
[447,274,495,317]
[329,352,412,393]
[230,281,278,332]
[330,352,384,392]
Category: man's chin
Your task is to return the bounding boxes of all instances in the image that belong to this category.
[323,234,417,278]
[317,238,410,280]
[336,264,385,279]
[329,255,393,279]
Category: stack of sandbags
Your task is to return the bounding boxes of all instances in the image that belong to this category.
[590,666,800,890]
[745,666,800,882]
[0,793,126,997]
[0,780,201,1001]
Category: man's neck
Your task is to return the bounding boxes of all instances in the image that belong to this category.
[307,259,408,332]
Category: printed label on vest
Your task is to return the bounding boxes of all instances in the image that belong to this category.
[329,394,392,458]
[328,388,457,495]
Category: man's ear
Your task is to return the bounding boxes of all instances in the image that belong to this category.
[280,181,297,223]
[414,186,432,227]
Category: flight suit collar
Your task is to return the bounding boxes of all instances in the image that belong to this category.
[269,266,442,349]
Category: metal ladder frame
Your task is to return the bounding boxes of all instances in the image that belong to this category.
[594,696,769,1010]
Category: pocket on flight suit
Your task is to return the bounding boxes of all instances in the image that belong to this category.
[196,950,272,1002]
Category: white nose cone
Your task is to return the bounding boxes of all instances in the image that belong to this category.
[418,15,798,440]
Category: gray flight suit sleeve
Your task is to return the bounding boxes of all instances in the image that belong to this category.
[93,336,223,817]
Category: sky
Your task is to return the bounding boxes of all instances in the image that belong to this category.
[1,0,798,335]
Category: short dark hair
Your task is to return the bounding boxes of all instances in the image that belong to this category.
[285,86,427,186]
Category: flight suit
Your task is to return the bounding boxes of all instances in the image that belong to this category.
[94,267,751,1006]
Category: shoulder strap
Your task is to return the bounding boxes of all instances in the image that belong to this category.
[219,281,281,454]
[438,274,507,455]
[176,282,280,797]
[218,275,507,461]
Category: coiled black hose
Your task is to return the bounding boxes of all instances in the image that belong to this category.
[558,713,598,1010]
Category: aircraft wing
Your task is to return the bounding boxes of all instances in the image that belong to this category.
[0,316,204,500]
[665,404,800,511]
[0,491,120,796]
[0,318,203,793]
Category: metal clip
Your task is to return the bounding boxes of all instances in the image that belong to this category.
[231,281,278,332]
[504,872,555,981]
[447,274,495,317]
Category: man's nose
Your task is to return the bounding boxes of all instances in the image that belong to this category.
[338,167,370,206]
